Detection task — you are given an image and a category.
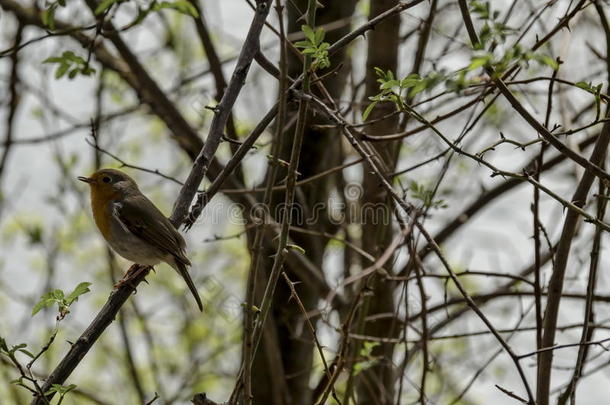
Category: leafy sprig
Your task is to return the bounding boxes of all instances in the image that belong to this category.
[295,25,331,71]
[353,341,381,375]
[363,68,443,121]
[41,0,68,31]
[32,281,92,319]
[43,51,96,79]
[46,383,77,404]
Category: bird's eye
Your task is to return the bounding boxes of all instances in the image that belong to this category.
[101,176,111,184]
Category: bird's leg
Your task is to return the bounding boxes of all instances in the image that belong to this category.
[114,264,153,290]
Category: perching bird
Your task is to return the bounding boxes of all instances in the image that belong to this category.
[78,168,203,311]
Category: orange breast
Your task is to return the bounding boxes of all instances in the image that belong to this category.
[90,187,118,241]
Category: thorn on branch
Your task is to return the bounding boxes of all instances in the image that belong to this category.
[494,384,528,404]
[204,105,220,113]
[221,134,246,146]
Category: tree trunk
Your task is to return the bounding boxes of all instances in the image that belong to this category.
[249,2,357,404]
[356,1,402,404]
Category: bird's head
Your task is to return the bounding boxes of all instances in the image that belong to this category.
[78,168,139,199]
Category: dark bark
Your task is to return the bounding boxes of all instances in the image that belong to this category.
[248,1,358,404]
[356,1,402,404]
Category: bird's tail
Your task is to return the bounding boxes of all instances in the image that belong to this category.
[172,259,203,311]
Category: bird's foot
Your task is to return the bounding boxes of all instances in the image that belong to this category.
[114,265,153,290]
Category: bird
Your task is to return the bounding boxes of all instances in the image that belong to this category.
[78,168,203,311]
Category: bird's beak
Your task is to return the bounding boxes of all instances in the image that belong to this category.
[78,176,93,184]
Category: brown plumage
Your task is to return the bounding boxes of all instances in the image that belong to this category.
[79,168,203,311]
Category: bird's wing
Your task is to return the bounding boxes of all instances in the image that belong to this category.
[114,195,202,311]
[112,195,190,265]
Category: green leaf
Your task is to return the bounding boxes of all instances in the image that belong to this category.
[18,348,35,358]
[470,1,490,19]
[55,63,70,79]
[12,343,27,351]
[66,282,92,303]
[362,101,378,121]
[294,41,311,48]
[42,56,63,64]
[43,51,95,80]
[81,66,96,76]
[314,28,325,45]
[360,341,380,356]
[63,51,84,63]
[408,81,428,97]
[468,55,490,71]
[41,8,56,30]
[380,79,399,90]
[46,383,77,395]
[400,73,422,88]
[95,0,118,15]
[353,341,381,375]
[302,25,315,43]
[32,298,54,316]
[536,54,559,70]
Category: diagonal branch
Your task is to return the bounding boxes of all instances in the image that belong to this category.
[170,0,273,225]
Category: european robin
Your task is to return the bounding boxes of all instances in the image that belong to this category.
[78,168,203,311]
